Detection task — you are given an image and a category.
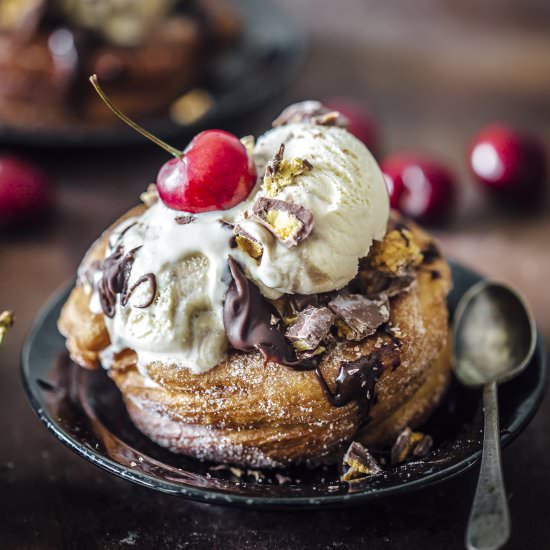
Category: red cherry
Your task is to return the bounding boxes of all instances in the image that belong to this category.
[468,124,546,201]
[89,75,256,214]
[157,130,256,213]
[324,98,378,155]
[0,156,53,227]
[381,153,455,224]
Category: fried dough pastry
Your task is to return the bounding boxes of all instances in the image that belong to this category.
[58,209,452,468]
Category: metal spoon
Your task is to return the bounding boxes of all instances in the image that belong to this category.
[453,281,536,550]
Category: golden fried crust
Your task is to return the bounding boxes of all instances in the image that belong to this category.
[58,207,452,467]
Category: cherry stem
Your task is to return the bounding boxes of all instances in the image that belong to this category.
[89,74,182,158]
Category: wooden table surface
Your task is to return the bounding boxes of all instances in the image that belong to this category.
[1,1,549,548]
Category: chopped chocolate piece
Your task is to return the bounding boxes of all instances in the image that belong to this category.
[265,143,285,177]
[341,441,382,482]
[289,292,336,312]
[390,427,432,465]
[251,197,314,248]
[272,100,348,129]
[275,473,292,485]
[233,224,263,259]
[356,270,415,300]
[285,306,334,351]
[328,294,389,341]
[263,144,313,197]
[412,434,434,458]
[175,215,195,225]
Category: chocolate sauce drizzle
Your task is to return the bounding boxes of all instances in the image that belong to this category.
[315,355,383,411]
[121,274,157,309]
[97,245,156,318]
[315,345,400,411]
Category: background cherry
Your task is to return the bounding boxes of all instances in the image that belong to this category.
[468,124,547,202]
[381,153,455,224]
[0,156,53,228]
[324,98,379,156]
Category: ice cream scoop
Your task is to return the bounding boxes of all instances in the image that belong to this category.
[234,122,389,298]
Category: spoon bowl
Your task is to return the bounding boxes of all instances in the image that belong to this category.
[453,281,536,387]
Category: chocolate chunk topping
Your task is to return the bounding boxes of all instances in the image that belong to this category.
[262,145,313,197]
[328,294,390,341]
[390,427,433,465]
[175,215,195,225]
[272,100,349,128]
[223,257,320,369]
[121,273,157,309]
[285,306,334,351]
[357,271,415,299]
[251,197,314,247]
[233,224,263,259]
[97,245,140,318]
[265,143,285,177]
[341,441,382,482]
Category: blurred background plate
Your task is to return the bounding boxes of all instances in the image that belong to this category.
[20,260,547,509]
[0,0,306,148]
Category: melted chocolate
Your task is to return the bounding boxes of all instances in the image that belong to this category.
[315,345,400,410]
[223,259,401,413]
[98,245,141,318]
[223,258,319,369]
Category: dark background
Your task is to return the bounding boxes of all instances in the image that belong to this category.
[1,1,550,548]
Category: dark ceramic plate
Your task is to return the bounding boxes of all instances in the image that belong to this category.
[21,261,547,509]
[0,0,305,147]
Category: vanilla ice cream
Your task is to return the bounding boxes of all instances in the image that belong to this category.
[85,106,390,374]
[234,122,389,298]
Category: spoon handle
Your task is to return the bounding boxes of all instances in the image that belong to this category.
[466,381,510,550]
